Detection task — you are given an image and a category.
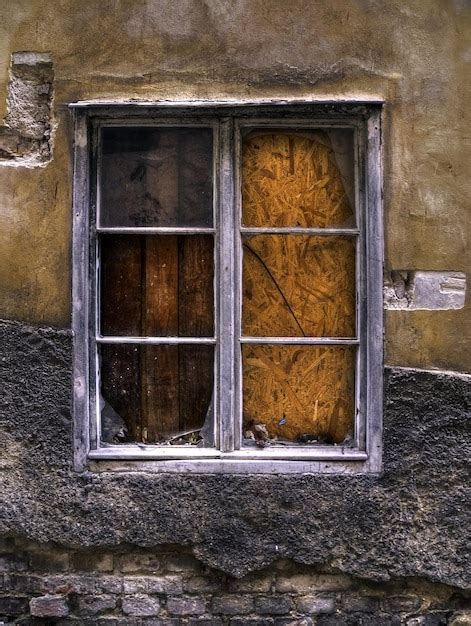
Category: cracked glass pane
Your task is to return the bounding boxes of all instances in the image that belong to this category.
[100,344,214,445]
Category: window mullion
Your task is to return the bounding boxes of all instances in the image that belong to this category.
[218,117,236,452]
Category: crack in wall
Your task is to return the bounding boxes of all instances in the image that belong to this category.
[0,52,54,167]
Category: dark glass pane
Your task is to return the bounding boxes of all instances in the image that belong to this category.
[100,234,214,337]
[242,235,356,337]
[242,129,355,228]
[100,127,213,227]
[100,344,214,445]
[242,345,355,445]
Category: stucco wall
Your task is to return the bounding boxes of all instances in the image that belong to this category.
[0,0,469,371]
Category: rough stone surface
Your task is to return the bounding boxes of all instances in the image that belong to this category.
[29,594,69,617]
[384,271,467,310]
[0,51,54,165]
[0,319,470,588]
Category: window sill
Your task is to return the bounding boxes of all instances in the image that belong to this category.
[86,446,378,475]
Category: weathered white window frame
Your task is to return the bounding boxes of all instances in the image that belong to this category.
[71,100,383,474]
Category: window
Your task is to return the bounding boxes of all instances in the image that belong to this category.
[71,101,383,473]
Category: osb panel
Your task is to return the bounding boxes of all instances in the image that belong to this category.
[242,235,356,337]
[243,345,355,443]
[241,131,354,227]
[241,132,356,443]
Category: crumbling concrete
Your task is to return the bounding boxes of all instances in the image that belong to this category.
[0,52,54,166]
[0,319,470,587]
[384,270,466,310]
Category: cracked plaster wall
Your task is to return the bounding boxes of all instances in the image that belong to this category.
[0,0,469,371]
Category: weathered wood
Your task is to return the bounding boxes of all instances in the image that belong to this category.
[100,235,143,336]
[72,110,91,470]
[72,103,383,472]
[141,236,179,440]
[99,235,142,440]
[178,235,214,432]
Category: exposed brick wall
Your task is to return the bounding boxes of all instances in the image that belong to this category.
[1,538,469,625]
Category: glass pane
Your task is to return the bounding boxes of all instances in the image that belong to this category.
[100,234,214,337]
[100,344,214,445]
[242,345,355,445]
[242,129,355,228]
[100,127,213,227]
[242,235,356,337]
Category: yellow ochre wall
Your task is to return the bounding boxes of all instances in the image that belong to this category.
[0,0,469,372]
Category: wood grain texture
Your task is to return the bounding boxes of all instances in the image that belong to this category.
[100,234,214,443]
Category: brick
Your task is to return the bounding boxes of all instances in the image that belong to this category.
[96,576,124,594]
[124,575,183,594]
[231,619,275,626]
[30,551,70,572]
[228,574,273,593]
[315,617,353,626]
[164,554,202,573]
[422,614,449,626]
[255,595,293,615]
[342,595,379,613]
[275,619,313,626]
[72,552,114,572]
[30,594,69,617]
[188,619,223,626]
[296,595,335,614]
[383,270,466,311]
[42,574,97,594]
[166,596,206,615]
[78,594,117,615]
[276,574,352,593]
[4,573,42,593]
[212,595,254,615]
[0,553,28,572]
[0,595,29,616]
[119,553,162,573]
[184,575,222,593]
[382,596,422,613]
[97,618,141,626]
[122,595,161,617]
[142,620,181,626]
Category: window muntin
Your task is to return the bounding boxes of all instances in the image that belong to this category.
[71,102,383,472]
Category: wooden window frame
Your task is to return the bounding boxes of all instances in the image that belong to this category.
[70,100,383,474]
